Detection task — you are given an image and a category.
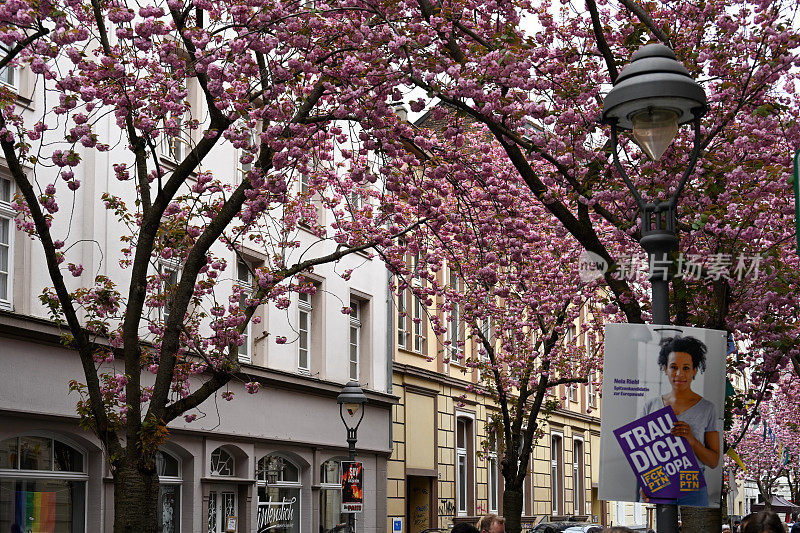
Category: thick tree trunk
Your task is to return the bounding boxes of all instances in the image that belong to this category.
[503,488,524,533]
[680,505,721,533]
[113,460,160,533]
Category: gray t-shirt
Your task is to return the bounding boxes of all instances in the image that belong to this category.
[641,396,718,445]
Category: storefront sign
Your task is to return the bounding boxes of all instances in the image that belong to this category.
[257,496,297,532]
[613,404,706,502]
[341,461,363,513]
[598,323,727,508]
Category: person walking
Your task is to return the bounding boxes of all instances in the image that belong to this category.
[476,514,506,533]
[742,510,786,533]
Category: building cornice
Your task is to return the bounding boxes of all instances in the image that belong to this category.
[0,309,398,408]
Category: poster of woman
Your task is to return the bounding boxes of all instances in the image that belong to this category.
[598,323,727,508]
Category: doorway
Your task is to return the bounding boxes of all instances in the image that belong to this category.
[407,476,434,533]
[208,484,237,533]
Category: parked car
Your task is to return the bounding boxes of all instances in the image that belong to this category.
[562,525,603,533]
[528,522,602,533]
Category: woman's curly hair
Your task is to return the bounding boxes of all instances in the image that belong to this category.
[657,336,707,373]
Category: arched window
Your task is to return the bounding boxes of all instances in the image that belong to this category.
[210,447,235,477]
[157,451,181,533]
[0,435,87,531]
[256,455,301,533]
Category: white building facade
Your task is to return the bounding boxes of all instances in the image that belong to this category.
[0,55,395,533]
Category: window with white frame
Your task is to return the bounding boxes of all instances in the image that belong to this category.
[159,114,188,163]
[238,129,259,181]
[397,273,410,351]
[550,432,564,515]
[156,451,181,533]
[298,291,312,373]
[568,382,578,403]
[448,269,463,363]
[587,372,598,408]
[0,177,14,310]
[455,416,473,516]
[573,438,585,516]
[159,261,180,322]
[0,435,88,531]
[257,455,301,533]
[488,448,498,513]
[0,46,15,89]
[237,260,254,363]
[411,254,425,354]
[349,298,361,381]
[320,458,351,532]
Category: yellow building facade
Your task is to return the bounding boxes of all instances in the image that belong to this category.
[386,283,610,532]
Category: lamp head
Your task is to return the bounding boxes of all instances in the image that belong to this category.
[602,44,707,159]
[337,380,367,420]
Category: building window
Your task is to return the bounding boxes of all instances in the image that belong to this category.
[257,455,301,533]
[349,299,361,381]
[573,439,585,516]
[298,292,312,373]
[0,46,15,89]
[488,449,498,513]
[455,416,473,516]
[159,261,180,322]
[588,372,598,408]
[568,383,578,403]
[157,451,181,533]
[320,459,350,532]
[159,114,188,162]
[0,177,13,310]
[0,435,87,532]
[237,260,254,363]
[397,276,409,351]
[238,129,259,181]
[210,447,234,476]
[448,269,463,363]
[550,433,563,515]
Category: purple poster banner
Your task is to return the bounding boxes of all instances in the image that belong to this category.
[613,405,706,503]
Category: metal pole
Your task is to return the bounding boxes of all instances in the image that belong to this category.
[641,218,680,533]
[348,427,357,533]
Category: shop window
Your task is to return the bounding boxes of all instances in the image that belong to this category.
[550,433,564,515]
[320,459,351,533]
[0,435,87,532]
[455,416,473,516]
[210,447,234,476]
[256,455,301,533]
[157,451,181,533]
[0,177,14,310]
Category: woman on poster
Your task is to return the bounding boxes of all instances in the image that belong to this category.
[640,336,720,506]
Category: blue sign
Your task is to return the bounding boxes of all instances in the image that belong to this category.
[393,518,402,532]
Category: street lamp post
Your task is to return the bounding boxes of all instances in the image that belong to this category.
[601,44,707,532]
[337,380,368,533]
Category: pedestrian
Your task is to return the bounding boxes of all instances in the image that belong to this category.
[741,510,785,533]
[476,514,506,533]
[791,513,800,533]
[452,523,480,533]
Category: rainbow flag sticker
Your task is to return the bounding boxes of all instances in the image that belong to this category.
[14,491,56,532]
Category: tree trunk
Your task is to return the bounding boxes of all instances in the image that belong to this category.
[680,505,721,533]
[503,487,524,533]
[113,460,160,533]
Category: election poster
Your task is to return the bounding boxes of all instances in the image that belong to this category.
[598,324,727,507]
[341,461,363,513]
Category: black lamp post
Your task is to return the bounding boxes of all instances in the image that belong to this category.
[337,380,368,533]
[601,44,707,532]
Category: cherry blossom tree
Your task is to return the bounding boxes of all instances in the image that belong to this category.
[383,128,610,530]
